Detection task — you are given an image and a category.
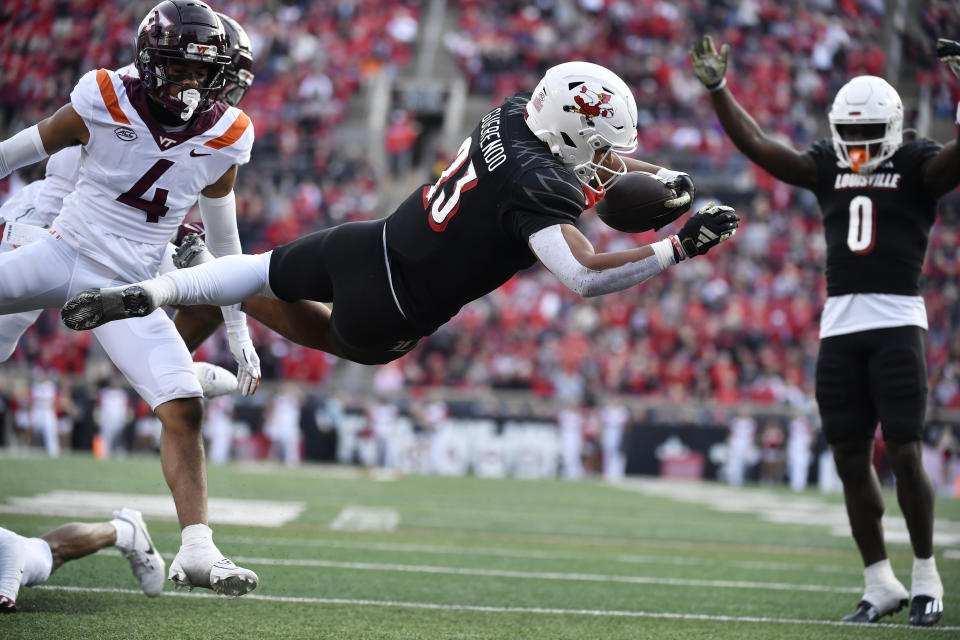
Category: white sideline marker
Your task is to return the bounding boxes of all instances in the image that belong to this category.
[35,586,960,633]
[330,506,400,531]
[0,490,304,527]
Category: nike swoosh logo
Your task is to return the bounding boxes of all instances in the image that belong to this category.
[190,150,212,157]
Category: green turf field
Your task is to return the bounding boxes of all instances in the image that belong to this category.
[0,453,957,639]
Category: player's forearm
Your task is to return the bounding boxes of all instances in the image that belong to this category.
[623,158,662,174]
[709,88,770,161]
[709,89,815,188]
[0,126,48,179]
[198,191,250,328]
[529,225,677,297]
[198,192,242,257]
[922,139,960,199]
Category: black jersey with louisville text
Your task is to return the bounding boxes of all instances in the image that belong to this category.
[385,93,588,333]
[806,137,941,297]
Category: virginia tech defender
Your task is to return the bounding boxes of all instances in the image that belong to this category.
[0,0,259,597]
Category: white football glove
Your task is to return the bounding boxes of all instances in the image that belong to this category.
[226,321,261,396]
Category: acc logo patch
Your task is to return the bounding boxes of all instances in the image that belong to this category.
[114,127,138,141]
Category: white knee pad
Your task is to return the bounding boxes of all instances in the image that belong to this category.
[21,537,53,587]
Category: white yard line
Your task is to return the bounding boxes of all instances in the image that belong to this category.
[96,548,859,593]
[215,535,858,574]
[227,556,863,594]
[34,585,959,633]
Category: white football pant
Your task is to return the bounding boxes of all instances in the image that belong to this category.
[0,237,201,408]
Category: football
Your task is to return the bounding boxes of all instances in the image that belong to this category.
[594,171,678,233]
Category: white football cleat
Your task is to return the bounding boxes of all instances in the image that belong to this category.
[194,362,238,398]
[168,545,258,598]
[113,508,165,597]
[0,528,26,612]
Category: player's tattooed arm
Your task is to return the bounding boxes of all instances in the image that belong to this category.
[690,36,817,191]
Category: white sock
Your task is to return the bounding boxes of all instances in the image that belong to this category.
[109,518,134,550]
[181,523,216,549]
[863,558,908,605]
[150,252,274,307]
[138,275,179,308]
[911,556,944,599]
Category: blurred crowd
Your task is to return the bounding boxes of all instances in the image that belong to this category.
[3,1,960,484]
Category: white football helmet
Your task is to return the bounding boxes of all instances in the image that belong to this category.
[828,75,903,174]
[525,61,638,195]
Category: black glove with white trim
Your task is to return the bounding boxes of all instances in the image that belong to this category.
[673,202,739,259]
[657,169,696,220]
[937,38,960,80]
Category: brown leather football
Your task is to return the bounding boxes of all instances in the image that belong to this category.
[594,172,678,233]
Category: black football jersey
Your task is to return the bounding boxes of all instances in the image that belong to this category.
[806,137,941,296]
[385,93,587,332]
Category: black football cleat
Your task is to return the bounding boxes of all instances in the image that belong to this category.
[842,598,907,623]
[909,595,943,626]
[61,286,154,331]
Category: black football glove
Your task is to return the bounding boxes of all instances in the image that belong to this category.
[653,169,696,230]
[937,38,960,80]
[673,202,739,259]
[663,171,695,212]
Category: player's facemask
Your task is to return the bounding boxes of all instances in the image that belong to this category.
[585,145,628,193]
[833,124,886,173]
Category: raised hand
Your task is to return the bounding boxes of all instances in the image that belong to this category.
[690,36,729,91]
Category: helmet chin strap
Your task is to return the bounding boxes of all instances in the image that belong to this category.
[179,88,201,121]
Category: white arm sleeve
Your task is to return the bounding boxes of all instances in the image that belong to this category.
[528,224,676,298]
[198,191,247,327]
[198,191,242,257]
[0,125,48,180]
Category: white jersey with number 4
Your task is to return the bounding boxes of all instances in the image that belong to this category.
[51,67,253,281]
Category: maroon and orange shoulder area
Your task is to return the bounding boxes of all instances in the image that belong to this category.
[204,111,251,150]
[95,69,130,125]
